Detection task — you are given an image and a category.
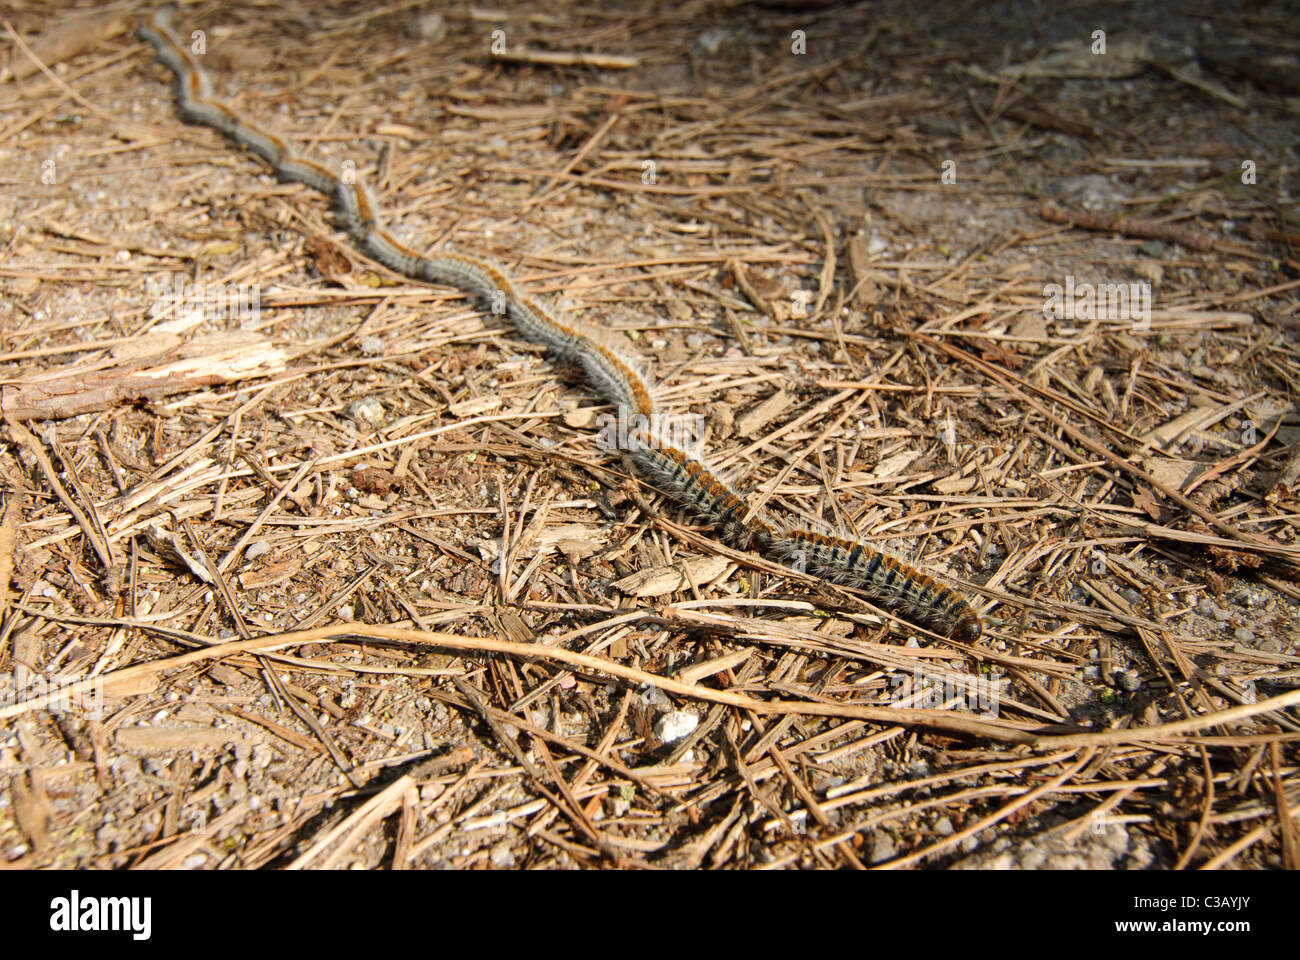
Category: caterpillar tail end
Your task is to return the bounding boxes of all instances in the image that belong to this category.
[949,614,982,643]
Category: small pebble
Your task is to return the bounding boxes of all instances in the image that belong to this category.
[489,839,516,868]
[346,397,385,427]
[869,833,896,864]
[653,711,698,743]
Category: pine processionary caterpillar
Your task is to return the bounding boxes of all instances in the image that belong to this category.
[771,531,983,643]
[139,4,982,642]
[627,441,772,550]
[278,157,338,194]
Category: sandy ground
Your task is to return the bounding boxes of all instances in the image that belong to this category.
[0,0,1297,869]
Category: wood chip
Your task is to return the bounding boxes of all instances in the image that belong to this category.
[736,388,793,438]
[115,726,248,753]
[612,556,731,597]
[845,232,877,308]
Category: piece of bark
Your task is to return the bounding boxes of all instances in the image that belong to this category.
[1,331,288,421]
[1040,202,1217,252]
[2,11,126,83]
[845,232,878,308]
[612,556,731,597]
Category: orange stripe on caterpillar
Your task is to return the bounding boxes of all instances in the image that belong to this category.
[628,442,769,550]
[576,341,655,417]
[277,158,337,193]
[362,227,427,277]
[772,530,982,642]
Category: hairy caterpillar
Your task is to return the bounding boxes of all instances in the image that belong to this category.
[139,5,982,642]
[771,531,983,643]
